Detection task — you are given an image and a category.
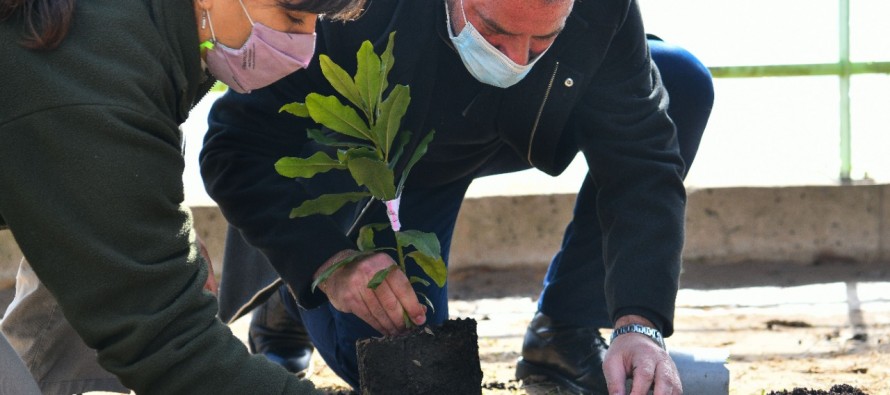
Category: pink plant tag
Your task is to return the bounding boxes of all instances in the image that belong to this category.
[384,196,402,232]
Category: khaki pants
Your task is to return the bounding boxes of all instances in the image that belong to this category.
[1,259,129,395]
[0,331,40,395]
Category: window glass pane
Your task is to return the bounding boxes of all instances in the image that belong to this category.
[639,0,838,67]
[684,76,841,187]
[850,74,890,181]
[850,0,890,61]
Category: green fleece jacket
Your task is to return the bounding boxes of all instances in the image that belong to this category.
[0,0,318,393]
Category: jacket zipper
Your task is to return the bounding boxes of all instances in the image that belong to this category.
[181,76,220,154]
[527,61,559,166]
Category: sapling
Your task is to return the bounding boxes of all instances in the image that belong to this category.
[274,32,446,327]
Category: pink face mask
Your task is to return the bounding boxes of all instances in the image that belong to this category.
[202,0,315,93]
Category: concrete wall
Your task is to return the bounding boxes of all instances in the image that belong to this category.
[684,184,890,265]
[2,184,889,288]
[449,184,890,268]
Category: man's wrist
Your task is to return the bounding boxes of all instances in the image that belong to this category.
[614,314,654,328]
[611,323,666,349]
[313,249,359,292]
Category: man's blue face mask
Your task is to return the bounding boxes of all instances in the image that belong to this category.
[445,0,551,88]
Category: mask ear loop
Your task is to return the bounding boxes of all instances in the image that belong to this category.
[446,0,469,37]
[458,0,469,26]
[237,0,256,26]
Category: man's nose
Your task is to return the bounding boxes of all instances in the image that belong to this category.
[497,39,531,65]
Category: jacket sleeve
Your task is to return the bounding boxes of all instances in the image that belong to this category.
[200,69,356,309]
[569,0,686,336]
[0,107,318,395]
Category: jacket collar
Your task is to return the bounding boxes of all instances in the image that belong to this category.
[149,0,213,122]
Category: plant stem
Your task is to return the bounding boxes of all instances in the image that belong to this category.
[394,232,418,329]
[395,232,407,273]
[402,309,415,329]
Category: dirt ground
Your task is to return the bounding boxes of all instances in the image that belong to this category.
[267,261,890,395]
[3,260,887,395]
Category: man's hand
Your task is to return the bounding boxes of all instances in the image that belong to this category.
[603,315,682,395]
[315,250,427,336]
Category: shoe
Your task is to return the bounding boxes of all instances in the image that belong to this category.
[257,346,314,377]
[248,290,315,377]
[515,312,609,395]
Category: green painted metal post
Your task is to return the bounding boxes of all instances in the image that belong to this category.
[839,0,852,180]
[707,1,890,182]
[708,63,890,78]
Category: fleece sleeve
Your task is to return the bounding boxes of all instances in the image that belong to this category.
[568,0,686,336]
[0,106,319,395]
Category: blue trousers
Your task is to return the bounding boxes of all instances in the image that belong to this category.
[283,38,715,388]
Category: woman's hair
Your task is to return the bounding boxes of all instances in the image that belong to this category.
[0,0,75,50]
[279,0,366,21]
[0,0,366,50]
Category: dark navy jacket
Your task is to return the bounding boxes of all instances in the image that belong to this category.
[201,0,686,335]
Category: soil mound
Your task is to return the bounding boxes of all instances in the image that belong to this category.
[766,384,868,395]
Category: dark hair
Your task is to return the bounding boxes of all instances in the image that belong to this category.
[278,0,366,21]
[0,0,365,50]
[0,0,75,50]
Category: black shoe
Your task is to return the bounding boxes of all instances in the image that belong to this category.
[515,312,609,395]
[258,346,314,377]
[249,290,315,377]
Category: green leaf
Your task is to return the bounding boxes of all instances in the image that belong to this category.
[357,223,390,251]
[347,157,396,200]
[407,251,447,288]
[355,40,383,124]
[307,129,372,149]
[357,225,375,251]
[395,230,442,259]
[372,84,410,158]
[341,147,379,162]
[274,152,344,179]
[311,250,377,292]
[397,130,435,195]
[279,102,309,117]
[306,129,339,146]
[367,265,397,290]
[308,129,373,149]
[290,192,370,218]
[416,291,435,314]
[402,311,412,328]
[305,93,373,141]
[409,276,430,287]
[380,32,397,93]
[319,54,365,113]
[388,131,412,170]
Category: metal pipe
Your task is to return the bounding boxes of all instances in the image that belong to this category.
[839,0,852,180]
[708,62,890,79]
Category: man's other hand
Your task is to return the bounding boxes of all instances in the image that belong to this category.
[315,250,427,336]
[603,315,682,395]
